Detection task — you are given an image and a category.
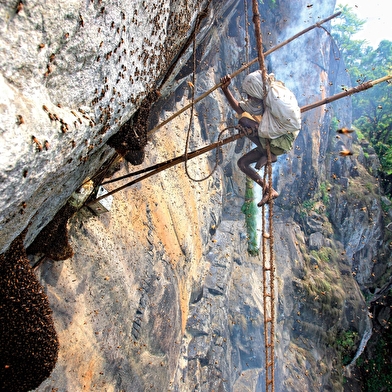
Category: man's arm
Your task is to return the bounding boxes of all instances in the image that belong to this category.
[220,75,244,115]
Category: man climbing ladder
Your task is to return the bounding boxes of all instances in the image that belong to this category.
[220,70,301,206]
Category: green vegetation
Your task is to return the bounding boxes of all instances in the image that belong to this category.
[319,182,330,207]
[336,330,358,365]
[332,5,392,194]
[310,246,334,264]
[381,196,392,213]
[302,199,315,211]
[241,177,260,256]
[359,324,392,392]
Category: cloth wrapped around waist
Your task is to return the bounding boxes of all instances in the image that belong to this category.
[237,112,297,156]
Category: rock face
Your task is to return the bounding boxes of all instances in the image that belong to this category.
[0,0,222,254]
[1,0,390,391]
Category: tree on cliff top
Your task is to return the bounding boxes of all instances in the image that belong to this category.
[332,5,392,193]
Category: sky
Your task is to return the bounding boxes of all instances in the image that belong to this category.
[336,0,390,47]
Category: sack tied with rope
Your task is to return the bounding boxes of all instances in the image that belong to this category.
[239,70,301,155]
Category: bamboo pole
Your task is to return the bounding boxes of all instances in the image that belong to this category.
[91,128,248,203]
[148,11,341,136]
[301,74,392,113]
[90,73,391,204]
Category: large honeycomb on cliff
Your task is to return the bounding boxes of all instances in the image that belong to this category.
[0,231,59,391]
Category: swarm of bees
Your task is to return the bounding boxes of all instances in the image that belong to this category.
[107,90,160,164]
[335,127,355,156]
[27,203,77,261]
[0,229,59,391]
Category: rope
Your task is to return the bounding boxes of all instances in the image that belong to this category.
[182,0,225,183]
[183,6,219,183]
[251,1,275,390]
[244,0,250,76]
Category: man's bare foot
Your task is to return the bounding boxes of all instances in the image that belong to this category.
[257,187,279,207]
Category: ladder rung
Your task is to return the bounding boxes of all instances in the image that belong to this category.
[265,318,273,323]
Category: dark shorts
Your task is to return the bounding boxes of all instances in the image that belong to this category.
[259,132,296,156]
[238,112,296,156]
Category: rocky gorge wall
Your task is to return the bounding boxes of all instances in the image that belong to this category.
[1,0,390,391]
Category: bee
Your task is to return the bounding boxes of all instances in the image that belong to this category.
[100,6,105,13]
[339,149,353,157]
[17,115,24,125]
[96,55,100,62]
[187,81,194,89]
[71,140,76,148]
[44,140,50,150]
[16,1,23,14]
[48,112,55,121]
[64,32,69,39]
[32,136,43,152]
[60,124,67,133]
[99,41,103,48]
[111,21,115,28]
[56,103,62,108]
[79,14,84,27]
[38,43,45,49]
[70,110,78,117]
[336,127,354,134]
[23,169,28,178]
[49,53,55,62]
[78,108,86,114]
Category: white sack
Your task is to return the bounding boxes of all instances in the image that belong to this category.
[258,74,301,139]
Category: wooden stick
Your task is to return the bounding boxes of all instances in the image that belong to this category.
[148,11,341,136]
[301,74,392,113]
[90,73,391,203]
[90,128,246,204]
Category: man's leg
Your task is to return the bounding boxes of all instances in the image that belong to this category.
[237,148,265,188]
[237,148,279,207]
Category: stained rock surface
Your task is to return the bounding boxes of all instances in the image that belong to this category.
[1,0,390,391]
